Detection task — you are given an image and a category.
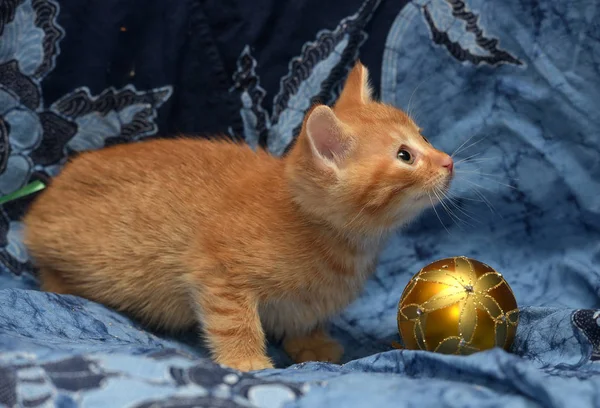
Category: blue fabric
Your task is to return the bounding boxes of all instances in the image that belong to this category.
[1,0,599,407]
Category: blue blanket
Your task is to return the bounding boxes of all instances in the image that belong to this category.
[1,0,599,407]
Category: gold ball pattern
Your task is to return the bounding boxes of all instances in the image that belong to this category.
[397,256,519,355]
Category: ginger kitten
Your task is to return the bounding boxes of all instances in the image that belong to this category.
[23,63,453,371]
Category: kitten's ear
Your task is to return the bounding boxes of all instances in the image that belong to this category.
[305,105,353,167]
[335,61,373,108]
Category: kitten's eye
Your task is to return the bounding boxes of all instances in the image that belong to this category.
[397,148,415,164]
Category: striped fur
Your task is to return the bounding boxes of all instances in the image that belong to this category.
[23,63,453,371]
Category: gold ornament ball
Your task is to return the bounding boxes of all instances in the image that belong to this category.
[397,256,519,355]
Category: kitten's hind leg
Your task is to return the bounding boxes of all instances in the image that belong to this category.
[38,266,73,295]
[193,282,273,372]
[284,327,344,364]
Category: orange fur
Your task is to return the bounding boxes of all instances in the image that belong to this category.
[23,62,453,372]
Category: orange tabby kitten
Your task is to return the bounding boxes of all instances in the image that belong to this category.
[23,63,453,371]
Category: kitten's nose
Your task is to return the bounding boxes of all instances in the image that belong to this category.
[440,154,453,174]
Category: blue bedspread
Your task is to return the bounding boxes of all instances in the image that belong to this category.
[1,0,599,407]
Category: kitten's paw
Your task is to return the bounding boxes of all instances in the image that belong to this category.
[284,333,344,364]
[222,356,274,372]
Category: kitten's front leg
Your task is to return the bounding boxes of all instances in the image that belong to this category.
[195,286,273,372]
[284,327,344,364]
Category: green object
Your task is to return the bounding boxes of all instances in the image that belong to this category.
[0,181,46,205]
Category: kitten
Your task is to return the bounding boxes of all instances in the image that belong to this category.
[23,62,453,372]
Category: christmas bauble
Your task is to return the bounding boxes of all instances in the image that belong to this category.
[397,256,519,355]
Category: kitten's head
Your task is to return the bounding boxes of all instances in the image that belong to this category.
[286,62,453,234]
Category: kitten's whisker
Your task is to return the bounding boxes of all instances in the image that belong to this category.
[451,133,479,158]
[440,198,477,228]
[345,197,383,232]
[462,181,501,218]
[406,76,431,122]
[446,178,498,214]
[452,195,484,203]
[429,193,451,235]
[457,156,496,164]
[453,134,491,157]
[455,169,506,177]
[443,189,482,203]
[454,158,497,168]
[474,188,501,218]
[455,170,519,181]
[433,189,469,229]
[453,154,492,167]
[345,205,367,229]
[438,188,481,224]
[431,190,456,227]
[344,192,394,231]
[462,178,494,192]
[476,176,519,190]
[454,153,483,165]
[461,176,518,191]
